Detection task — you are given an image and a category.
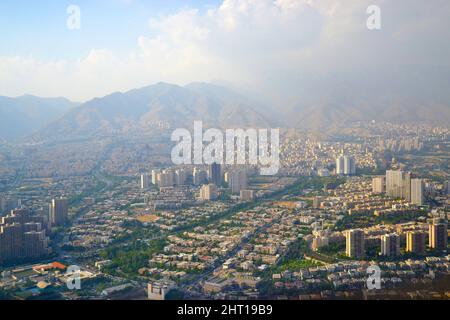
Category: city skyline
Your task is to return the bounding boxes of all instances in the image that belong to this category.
[0,0,449,304]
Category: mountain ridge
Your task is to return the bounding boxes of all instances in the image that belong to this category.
[0,95,79,140]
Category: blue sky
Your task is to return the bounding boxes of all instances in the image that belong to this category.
[0,0,220,60]
[0,0,448,101]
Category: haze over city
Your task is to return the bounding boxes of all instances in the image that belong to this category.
[0,0,449,306]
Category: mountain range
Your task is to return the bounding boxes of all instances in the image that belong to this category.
[0,95,78,141]
[35,82,277,140]
[281,66,450,131]
[0,72,449,141]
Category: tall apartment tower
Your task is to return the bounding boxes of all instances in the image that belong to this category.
[336,156,345,175]
[209,163,222,187]
[406,231,426,255]
[193,168,208,186]
[345,229,365,258]
[175,169,190,186]
[372,176,386,194]
[200,184,218,201]
[344,156,356,175]
[380,233,400,256]
[403,172,412,202]
[336,156,356,175]
[159,170,175,188]
[0,208,50,264]
[429,218,448,251]
[410,178,424,206]
[230,170,248,194]
[386,170,411,201]
[49,198,68,227]
[151,169,161,185]
[141,174,150,189]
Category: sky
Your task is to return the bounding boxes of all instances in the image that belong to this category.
[0,0,449,102]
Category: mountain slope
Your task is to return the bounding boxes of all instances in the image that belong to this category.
[37,83,278,140]
[0,95,79,140]
[282,66,450,132]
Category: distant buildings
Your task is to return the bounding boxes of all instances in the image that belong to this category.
[312,236,329,251]
[175,169,190,186]
[410,178,424,206]
[429,218,448,251]
[240,190,255,202]
[385,170,426,206]
[193,168,208,186]
[345,229,365,258]
[159,170,175,188]
[0,208,50,264]
[336,156,356,175]
[406,231,426,255]
[0,197,21,216]
[151,169,161,185]
[380,233,400,257]
[386,170,411,201]
[312,196,323,209]
[49,198,68,227]
[230,170,248,194]
[372,176,386,194]
[209,163,222,187]
[317,168,330,177]
[200,184,218,201]
[151,168,193,187]
[140,173,150,190]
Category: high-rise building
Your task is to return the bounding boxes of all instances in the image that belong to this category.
[151,169,161,185]
[372,176,386,194]
[175,169,190,186]
[344,156,356,175]
[411,178,424,206]
[0,208,50,264]
[429,218,448,251]
[0,196,6,214]
[386,170,411,201]
[230,170,248,194]
[49,198,68,227]
[403,172,412,202]
[406,231,426,255]
[380,233,400,256]
[209,163,222,187]
[159,170,175,188]
[336,156,356,175]
[240,190,255,202]
[193,168,208,186]
[445,181,450,196]
[336,156,345,175]
[141,174,150,190]
[200,184,218,201]
[224,172,231,184]
[345,229,365,258]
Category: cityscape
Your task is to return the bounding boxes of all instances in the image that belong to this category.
[0,0,449,305]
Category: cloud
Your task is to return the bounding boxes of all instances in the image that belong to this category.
[0,0,449,101]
